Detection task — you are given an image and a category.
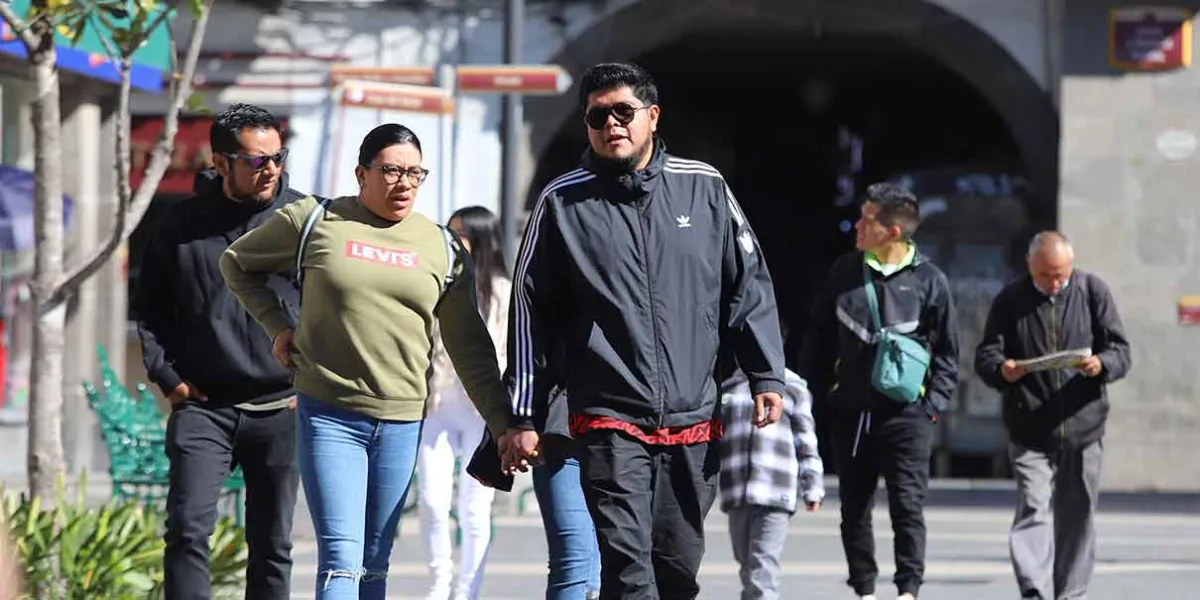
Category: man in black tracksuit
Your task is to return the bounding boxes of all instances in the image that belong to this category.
[135,104,303,600]
[499,63,787,599]
[975,231,1131,600]
[799,183,959,600]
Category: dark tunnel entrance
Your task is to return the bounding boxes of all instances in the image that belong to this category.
[529,26,1055,478]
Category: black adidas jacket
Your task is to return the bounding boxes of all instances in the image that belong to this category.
[974,270,1131,451]
[134,170,304,407]
[798,249,960,418]
[507,139,786,431]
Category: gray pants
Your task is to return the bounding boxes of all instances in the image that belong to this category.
[1008,441,1103,600]
[727,506,790,600]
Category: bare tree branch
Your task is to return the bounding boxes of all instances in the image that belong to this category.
[166,15,181,101]
[47,0,214,308]
[86,13,122,63]
[0,2,38,51]
[141,1,180,52]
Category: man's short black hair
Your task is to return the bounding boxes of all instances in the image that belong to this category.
[210,103,283,155]
[578,63,658,109]
[863,182,921,240]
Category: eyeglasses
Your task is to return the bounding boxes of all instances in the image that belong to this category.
[584,103,650,130]
[362,164,430,186]
[221,148,289,171]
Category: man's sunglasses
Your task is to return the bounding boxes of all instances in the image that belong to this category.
[221,148,289,171]
[584,103,650,130]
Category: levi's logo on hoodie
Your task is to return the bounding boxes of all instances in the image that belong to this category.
[345,240,419,269]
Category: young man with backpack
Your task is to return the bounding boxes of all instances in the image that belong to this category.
[798,182,960,600]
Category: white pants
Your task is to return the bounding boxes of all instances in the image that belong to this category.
[418,397,495,600]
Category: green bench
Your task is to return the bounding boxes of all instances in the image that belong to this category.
[84,346,245,525]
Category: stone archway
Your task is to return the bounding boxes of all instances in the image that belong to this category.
[524,0,1058,220]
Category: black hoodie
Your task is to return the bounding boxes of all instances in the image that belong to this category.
[134,169,306,407]
[798,248,960,418]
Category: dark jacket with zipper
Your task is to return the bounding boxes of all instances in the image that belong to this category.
[506,139,787,432]
[974,270,1131,451]
[134,169,304,407]
[798,248,960,418]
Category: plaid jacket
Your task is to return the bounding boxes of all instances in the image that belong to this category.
[718,369,824,513]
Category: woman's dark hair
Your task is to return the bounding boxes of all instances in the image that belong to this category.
[449,206,509,315]
[358,123,422,166]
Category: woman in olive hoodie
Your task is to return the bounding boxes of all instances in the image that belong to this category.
[220,124,510,600]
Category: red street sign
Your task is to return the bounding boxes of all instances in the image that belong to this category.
[456,65,572,95]
[339,80,454,114]
[329,65,436,86]
[1108,7,1193,71]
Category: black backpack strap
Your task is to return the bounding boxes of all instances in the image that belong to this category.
[295,197,332,289]
[437,225,461,298]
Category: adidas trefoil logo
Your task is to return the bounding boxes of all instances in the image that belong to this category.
[676,215,691,228]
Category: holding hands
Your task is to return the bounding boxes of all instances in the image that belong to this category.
[498,428,541,475]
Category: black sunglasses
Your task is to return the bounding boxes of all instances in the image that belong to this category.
[221,148,289,171]
[584,103,650,130]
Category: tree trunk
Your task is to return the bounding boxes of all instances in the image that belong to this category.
[28,38,66,501]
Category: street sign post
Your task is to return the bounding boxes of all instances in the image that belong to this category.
[455,60,573,264]
[329,65,437,86]
[455,64,572,96]
[338,80,454,114]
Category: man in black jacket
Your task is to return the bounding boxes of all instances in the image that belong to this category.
[799,183,959,600]
[499,63,787,599]
[135,104,303,600]
[975,231,1131,600]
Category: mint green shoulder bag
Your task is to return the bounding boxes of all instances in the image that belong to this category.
[863,263,931,405]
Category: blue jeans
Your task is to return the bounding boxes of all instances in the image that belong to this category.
[295,395,421,600]
[533,458,601,600]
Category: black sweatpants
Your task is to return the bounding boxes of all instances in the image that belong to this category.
[833,403,934,597]
[577,429,719,600]
[164,402,298,600]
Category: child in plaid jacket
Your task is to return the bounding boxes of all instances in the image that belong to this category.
[719,368,824,600]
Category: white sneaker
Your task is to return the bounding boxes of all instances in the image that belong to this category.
[424,583,451,600]
[859,595,877,600]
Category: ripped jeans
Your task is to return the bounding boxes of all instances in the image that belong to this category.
[296,395,422,599]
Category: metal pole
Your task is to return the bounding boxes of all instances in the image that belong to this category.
[439,64,455,224]
[500,0,524,268]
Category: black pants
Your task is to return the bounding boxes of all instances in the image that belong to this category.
[164,402,298,600]
[577,429,719,600]
[833,403,934,597]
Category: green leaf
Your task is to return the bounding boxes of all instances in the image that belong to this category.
[122,571,155,591]
[184,92,211,115]
[69,16,88,46]
[100,4,131,20]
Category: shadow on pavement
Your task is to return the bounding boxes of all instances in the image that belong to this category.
[819,478,1200,515]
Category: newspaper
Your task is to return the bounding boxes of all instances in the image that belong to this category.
[1013,348,1092,372]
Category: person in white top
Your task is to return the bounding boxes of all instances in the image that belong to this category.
[418,206,511,600]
